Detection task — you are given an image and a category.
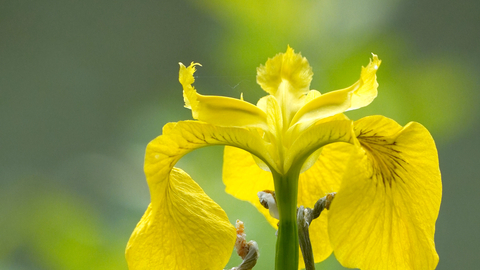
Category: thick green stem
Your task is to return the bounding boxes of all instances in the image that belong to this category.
[273,170,300,270]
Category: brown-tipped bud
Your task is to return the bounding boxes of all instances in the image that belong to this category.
[236,241,259,270]
[325,192,336,210]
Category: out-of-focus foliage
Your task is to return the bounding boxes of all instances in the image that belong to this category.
[0,177,125,269]
[192,0,479,143]
[1,0,479,269]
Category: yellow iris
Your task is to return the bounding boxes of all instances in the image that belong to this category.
[126,47,442,270]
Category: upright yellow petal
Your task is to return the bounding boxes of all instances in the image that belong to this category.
[289,54,381,134]
[126,121,276,269]
[126,168,235,270]
[256,46,313,125]
[347,54,381,110]
[256,46,313,97]
[265,95,284,140]
[328,116,441,270]
[179,62,201,114]
[179,62,269,130]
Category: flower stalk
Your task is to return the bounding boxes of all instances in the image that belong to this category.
[272,169,300,270]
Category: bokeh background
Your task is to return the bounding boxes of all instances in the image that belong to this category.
[1,0,479,269]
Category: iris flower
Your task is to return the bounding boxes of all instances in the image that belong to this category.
[126,47,442,270]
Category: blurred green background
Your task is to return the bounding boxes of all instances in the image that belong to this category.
[1,0,479,269]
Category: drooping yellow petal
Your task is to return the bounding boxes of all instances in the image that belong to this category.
[328,116,441,270]
[297,142,354,265]
[289,54,381,134]
[126,121,277,269]
[147,121,278,195]
[223,145,278,228]
[179,62,269,130]
[126,168,235,270]
[256,46,313,125]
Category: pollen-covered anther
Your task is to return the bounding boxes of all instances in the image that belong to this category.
[257,190,279,219]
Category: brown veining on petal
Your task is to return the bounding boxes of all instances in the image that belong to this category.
[357,129,408,187]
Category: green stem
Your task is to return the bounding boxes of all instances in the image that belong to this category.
[273,169,300,270]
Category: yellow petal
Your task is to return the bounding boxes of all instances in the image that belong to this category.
[256,46,313,125]
[289,54,381,133]
[295,114,351,172]
[297,142,354,265]
[223,145,278,228]
[126,121,276,269]
[147,121,278,193]
[304,89,322,102]
[179,62,201,114]
[223,142,355,268]
[265,95,284,139]
[328,116,442,270]
[284,119,354,173]
[126,168,235,270]
[179,62,269,130]
[256,46,313,97]
[346,54,381,110]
